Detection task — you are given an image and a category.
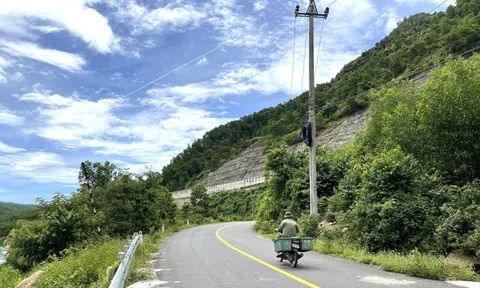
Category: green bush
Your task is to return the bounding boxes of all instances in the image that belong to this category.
[298,213,321,238]
[37,239,123,288]
[253,220,277,234]
[0,265,22,288]
[6,194,101,271]
[340,148,437,253]
[435,182,480,256]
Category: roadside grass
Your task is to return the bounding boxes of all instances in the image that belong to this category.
[258,233,278,240]
[314,239,479,281]
[36,238,124,288]
[0,265,23,288]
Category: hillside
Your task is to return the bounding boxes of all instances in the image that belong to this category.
[0,202,37,237]
[162,0,480,191]
[0,202,35,222]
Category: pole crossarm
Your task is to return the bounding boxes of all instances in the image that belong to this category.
[295,1,329,18]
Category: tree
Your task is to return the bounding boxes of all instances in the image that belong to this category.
[6,193,99,271]
[102,172,176,236]
[190,185,209,218]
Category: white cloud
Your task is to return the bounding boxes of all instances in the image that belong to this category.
[0,105,25,126]
[384,7,400,34]
[10,72,25,83]
[196,57,209,66]
[0,40,86,72]
[208,4,271,48]
[32,25,63,34]
[0,152,78,184]
[0,0,119,53]
[0,141,25,153]
[110,1,206,35]
[20,87,233,170]
[253,0,268,11]
[20,89,125,141]
[0,55,12,83]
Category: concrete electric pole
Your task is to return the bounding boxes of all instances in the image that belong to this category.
[296,1,329,215]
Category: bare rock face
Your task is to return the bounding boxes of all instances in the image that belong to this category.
[198,139,266,187]
[172,110,369,203]
[290,110,369,153]
[16,270,44,288]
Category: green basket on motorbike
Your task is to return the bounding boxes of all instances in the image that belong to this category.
[299,237,313,252]
[273,237,314,252]
[274,237,293,252]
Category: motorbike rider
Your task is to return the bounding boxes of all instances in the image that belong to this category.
[277,211,299,237]
[276,211,303,259]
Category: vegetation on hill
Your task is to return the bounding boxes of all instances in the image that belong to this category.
[0,202,37,238]
[162,0,480,191]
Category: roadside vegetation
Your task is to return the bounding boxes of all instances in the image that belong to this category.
[254,54,480,281]
[0,162,178,287]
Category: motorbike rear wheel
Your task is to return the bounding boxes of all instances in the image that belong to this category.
[289,251,298,268]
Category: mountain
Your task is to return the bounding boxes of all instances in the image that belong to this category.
[162,0,480,192]
[0,202,37,237]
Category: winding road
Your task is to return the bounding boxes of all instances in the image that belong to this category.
[146,222,472,288]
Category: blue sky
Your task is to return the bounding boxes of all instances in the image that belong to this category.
[0,0,454,204]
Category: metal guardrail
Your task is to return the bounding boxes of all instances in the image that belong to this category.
[109,231,143,288]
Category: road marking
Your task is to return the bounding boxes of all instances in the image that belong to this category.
[216,225,321,288]
[359,276,415,286]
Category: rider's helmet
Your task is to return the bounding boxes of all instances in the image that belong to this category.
[284,211,293,219]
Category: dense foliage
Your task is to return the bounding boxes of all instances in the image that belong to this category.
[256,54,480,260]
[4,162,176,272]
[162,0,480,191]
[180,185,260,224]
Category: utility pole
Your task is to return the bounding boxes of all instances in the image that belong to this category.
[296,1,329,215]
[81,162,96,214]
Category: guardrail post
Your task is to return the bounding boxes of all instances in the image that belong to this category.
[162,223,165,233]
[107,266,116,281]
[187,219,189,226]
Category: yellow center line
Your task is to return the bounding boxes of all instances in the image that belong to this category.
[215,225,321,288]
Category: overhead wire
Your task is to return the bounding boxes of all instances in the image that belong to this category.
[290,17,297,99]
[305,1,480,113]
[300,21,309,95]
[314,19,326,80]
[326,0,340,7]
[311,44,480,115]
[428,0,449,14]
[124,45,222,97]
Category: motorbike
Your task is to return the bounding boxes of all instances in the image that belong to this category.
[273,237,312,268]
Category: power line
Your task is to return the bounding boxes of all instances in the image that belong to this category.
[312,44,480,115]
[290,17,297,99]
[300,21,309,95]
[124,45,222,97]
[326,0,340,7]
[428,0,449,14]
[322,27,480,101]
[314,19,326,80]
[308,1,480,100]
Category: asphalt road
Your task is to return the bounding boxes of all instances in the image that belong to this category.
[151,222,464,288]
